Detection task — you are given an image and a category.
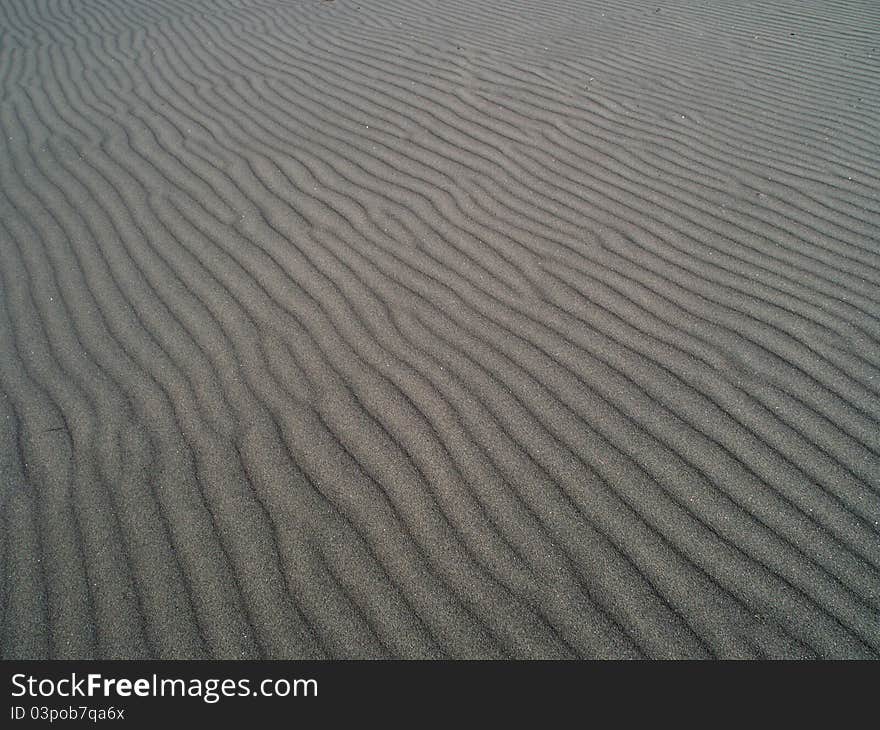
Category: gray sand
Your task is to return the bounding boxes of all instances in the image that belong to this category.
[1,0,879,658]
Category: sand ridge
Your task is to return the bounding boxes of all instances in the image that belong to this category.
[0,0,879,658]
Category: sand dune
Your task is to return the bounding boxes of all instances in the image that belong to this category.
[1,0,879,659]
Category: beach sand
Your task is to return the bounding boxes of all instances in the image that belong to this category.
[1,0,879,658]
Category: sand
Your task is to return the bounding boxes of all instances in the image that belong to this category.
[0,0,878,659]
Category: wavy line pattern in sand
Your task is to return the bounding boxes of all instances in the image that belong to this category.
[1,0,879,658]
